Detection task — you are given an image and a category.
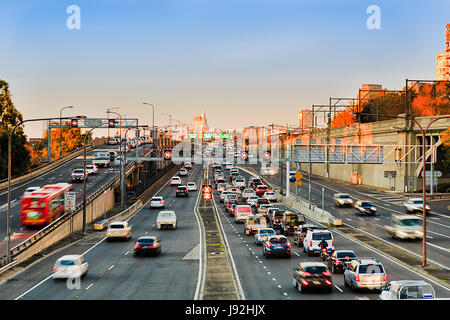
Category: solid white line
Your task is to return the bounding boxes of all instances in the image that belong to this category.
[108,265,115,271]
[85,283,94,290]
[334,285,343,293]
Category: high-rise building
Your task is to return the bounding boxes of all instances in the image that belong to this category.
[193,113,208,137]
[298,109,312,130]
[436,24,450,81]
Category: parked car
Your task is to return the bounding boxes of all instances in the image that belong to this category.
[344,257,387,292]
[262,235,291,259]
[149,196,165,209]
[107,221,132,241]
[52,255,89,279]
[133,236,161,257]
[292,262,333,293]
[156,211,177,230]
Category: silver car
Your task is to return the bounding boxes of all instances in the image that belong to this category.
[344,258,387,292]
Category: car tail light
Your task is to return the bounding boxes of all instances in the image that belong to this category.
[302,272,311,277]
[321,248,327,253]
[355,274,360,282]
[332,239,334,246]
[301,280,309,286]
[322,271,331,276]
[286,241,291,248]
[383,273,387,281]
[53,266,61,272]
[134,244,142,249]
[325,280,332,285]
[335,259,341,264]
[310,240,312,247]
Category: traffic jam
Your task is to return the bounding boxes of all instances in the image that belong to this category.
[209,161,440,300]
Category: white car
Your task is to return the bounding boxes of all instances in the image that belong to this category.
[52,255,89,279]
[241,189,256,201]
[149,196,165,208]
[247,195,259,207]
[107,221,132,241]
[157,211,177,230]
[179,168,188,176]
[303,229,334,256]
[333,193,353,207]
[263,191,277,202]
[170,176,182,186]
[402,198,430,214]
[24,186,40,195]
[85,164,98,175]
[186,182,197,191]
[184,162,192,169]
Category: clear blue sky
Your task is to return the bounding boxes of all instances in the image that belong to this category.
[0,0,449,137]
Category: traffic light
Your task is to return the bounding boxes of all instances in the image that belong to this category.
[202,185,212,200]
[108,119,115,128]
[71,119,78,128]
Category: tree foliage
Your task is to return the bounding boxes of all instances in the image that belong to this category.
[411,82,450,117]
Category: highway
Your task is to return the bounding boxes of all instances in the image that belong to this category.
[245,163,450,271]
[0,145,149,256]
[0,164,203,300]
[213,167,450,300]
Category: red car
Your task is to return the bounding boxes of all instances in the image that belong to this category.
[255,185,268,196]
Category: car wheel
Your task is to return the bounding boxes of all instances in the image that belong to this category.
[298,283,304,293]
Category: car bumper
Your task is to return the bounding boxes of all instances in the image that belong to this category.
[266,249,290,256]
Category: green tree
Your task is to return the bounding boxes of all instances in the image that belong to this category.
[0,80,31,179]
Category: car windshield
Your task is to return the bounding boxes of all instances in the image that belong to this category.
[159,213,174,218]
[304,266,328,273]
[73,169,84,173]
[312,232,332,240]
[152,197,162,201]
[361,202,373,207]
[359,264,384,274]
[249,196,258,200]
[178,187,187,190]
[269,237,287,244]
[259,229,275,235]
[412,200,423,204]
[336,251,357,259]
[138,239,155,244]
[265,192,274,195]
[274,211,284,217]
[59,260,76,266]
[398,218,422,227]
[110,224,125,229]
[339,194,350,199]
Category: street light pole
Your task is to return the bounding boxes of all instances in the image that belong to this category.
[59,106,74,158]
[107,109,123,208]
[142,103,155,142]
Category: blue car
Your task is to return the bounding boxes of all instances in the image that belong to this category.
[254,228,277,246]
[262,235,291,258]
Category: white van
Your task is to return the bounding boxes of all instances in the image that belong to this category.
[235,205,253,224]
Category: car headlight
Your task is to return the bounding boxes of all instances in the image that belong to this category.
[398,231,407,237]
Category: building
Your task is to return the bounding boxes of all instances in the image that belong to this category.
[298,109,313,130]
[436,24,450,81]
[192,113,208,137]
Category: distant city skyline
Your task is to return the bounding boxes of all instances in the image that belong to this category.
[1,0,449,138]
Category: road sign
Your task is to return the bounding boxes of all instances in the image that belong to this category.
[163,151,172,160]
[422,171,442,178]
[188,133,198,139]
[295,180,302,186]
[240,151,248,160]
[263,152,271,160]
[294,172,303,180]
[64,191,76,211]
[202,185,212,193]
[221,133,230,139]
[203,133,213,139]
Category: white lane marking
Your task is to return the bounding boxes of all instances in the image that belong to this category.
[108,265,115,271]
[294,252,300,256]
[428,230,450,239]
[272,278,277,282]
[277,285,282,288]
[283,292,288,296]
[85,283,94,290]
[124,251,129,255]
[334,285,343,293]
[427,242,450,253]
[267,272,271,275]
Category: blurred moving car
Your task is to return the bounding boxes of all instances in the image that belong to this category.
[262,235,291,258]
[333,193,353,207]
[157,211,177,230]
[379,280,435,300]
[293,262,333,293]
[383,214,423,240]
[71,168,88,183]
[52,255,89,279]
[402,197,430,214]
[133,236,161,257]
[344,258,387,292]
[149,196,165,209]
[85,164,98,175]
[354,200,377,215]
[23,186,40,195]
[178,168,188,176]
[254,228,276,246]
[107,221,132,241]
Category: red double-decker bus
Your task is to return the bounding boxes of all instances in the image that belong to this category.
[20,183,73,226]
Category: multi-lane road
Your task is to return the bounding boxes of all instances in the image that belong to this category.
[246,163,450,271]
[1,164,449,300]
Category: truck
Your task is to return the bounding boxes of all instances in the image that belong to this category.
[383,214,423,240]
[244,214,268,235]
[92,151,111,168]
[280,211,305,235]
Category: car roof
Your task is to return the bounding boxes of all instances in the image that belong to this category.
[57,254,82,261]
[137,236,157,241]
[268,235,287,239]
[300,262,327,267]
[389,280,432,287]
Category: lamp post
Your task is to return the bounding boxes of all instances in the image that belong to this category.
[59,106,74,158]
[142,102,155,143]
[83,123,102,234]
[4,116,84,263]
[106,107,119,141]
[106,109,124,208]
[358,112,450,267]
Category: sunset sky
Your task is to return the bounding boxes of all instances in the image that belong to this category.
[1,0,449,138]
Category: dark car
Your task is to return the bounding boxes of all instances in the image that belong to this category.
[133,236,161,257]
[269,209,285,229]
[176,186,189,197]
[327,250,358,274]
[225,199,239,214]
[293,262,333,293]
[294,224,318,247]
[250,179,262,189]
[254,197,270,211]
[262,235,291,258]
